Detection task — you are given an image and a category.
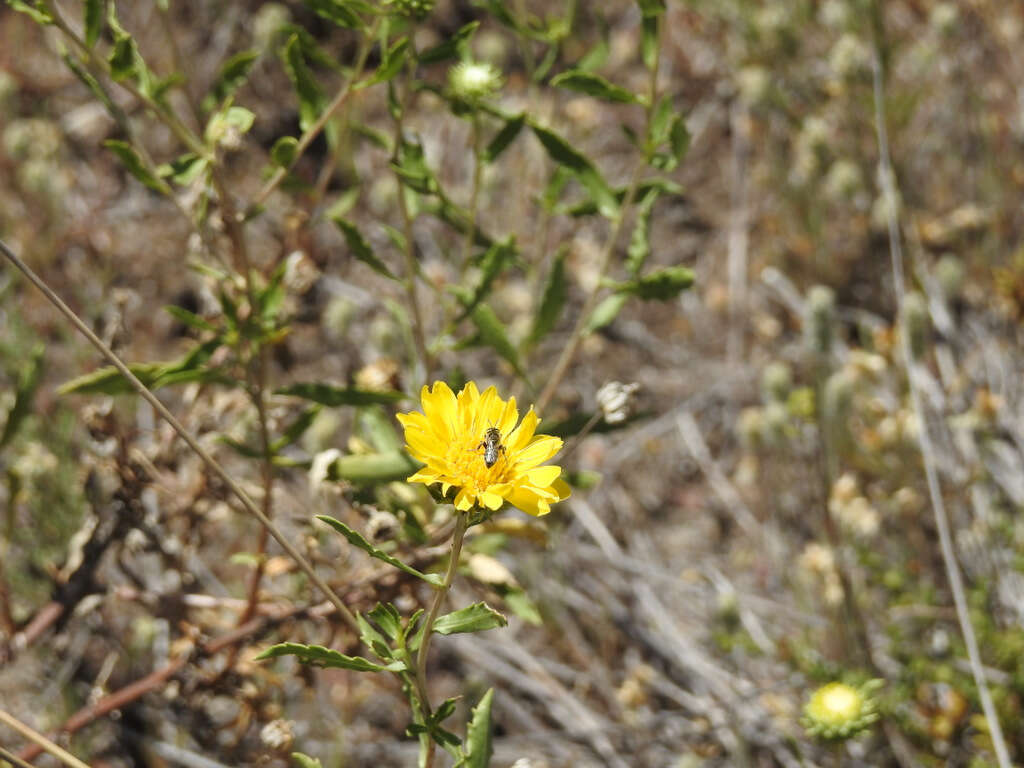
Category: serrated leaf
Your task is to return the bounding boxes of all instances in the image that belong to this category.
[358,37,409,89]
[483,113,525,164]
[84,0,105,48]
[464,689,494,768]
[104,140,167,194]
[203,49,260,111]
[616,265,695,300]
[391,136,437,194]
[530,123,618,218]
[316,515,443,586]
[367,602,402,640]
[550,69,638,103]
[0,344,43,450]
[357,612,393,659]
[469,304,524,377]
[332,218,397,280]
[303,0,364,29]
[275,382,407,406]
[106,6,140,83]
[527,248,567,345]
[432,603,507,635]
[583,292,629,335]
[256,642,405,672]
[291,753,323,768]
[282,34,325,132]
[419,20,478,64]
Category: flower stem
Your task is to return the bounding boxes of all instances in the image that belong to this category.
[414,511,469,768]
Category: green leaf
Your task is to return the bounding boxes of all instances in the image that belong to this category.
[164,304,217,332]
[104,140,167,194]
[357,612,393,659]
[636,0,666,17]
[303,0,365,29]
[256,642,405,672]
[530,123,617,218]
[271,406,322,452]
[107,6,142,83]
[501,586,543,625]
[469,304,524,377]
[319,451,421,483]
[275,382,406,406]
[316,515,443,586]
[203,49,260,111]
[358,37,409,89]
[527,248,568,346]
[60,49,120,118]
[615,265,695,300]
[205,105,255,144]
[577,32,609,72]
[58,362,167,395]
[84,0,106,48]
[8,0,53,24]
[270,136,299,168]
[391,136,437,194]
[367,602,403,640]
[641,15,659,71]
[483,113,525,164]
[455,237,516,321]
[625,186,659,275]
[156,153,208,185]
[291,753,323,768]
[419,21,478,64]
[282,34,325,132]
[0,344,43,450]
[583,292,629,335]
[550,69,638,103]
[332,218,397,280]
[464,689,494,768]
[432,603,507,635]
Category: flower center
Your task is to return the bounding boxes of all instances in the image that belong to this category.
[444,433,509,491]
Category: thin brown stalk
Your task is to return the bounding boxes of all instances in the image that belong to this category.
[0,239,359,636]
[0,709,92,768]
[869,39,1012,768]
[414,512,468,768]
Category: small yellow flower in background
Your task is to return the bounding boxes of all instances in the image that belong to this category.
[397,381,570,516]
[802,680,882,741]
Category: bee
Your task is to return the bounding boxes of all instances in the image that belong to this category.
[477,425,507,468]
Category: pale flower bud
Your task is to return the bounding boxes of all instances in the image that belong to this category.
[596,381,640,425]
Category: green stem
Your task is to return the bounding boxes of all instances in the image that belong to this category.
[414,512,469,768]
[460,113,484,274]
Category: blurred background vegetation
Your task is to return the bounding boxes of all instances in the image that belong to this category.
[4,0,1024,766]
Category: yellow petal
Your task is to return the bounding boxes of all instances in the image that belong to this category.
[507,408,538,452]
[454,487,477,511]
[505,486,550,517]
[513,435,562,470]
[497,395,518,437]
[479,490,505,510]
[526,465,563,487]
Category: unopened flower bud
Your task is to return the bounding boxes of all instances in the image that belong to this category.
[260,719,295,751]
[901,291,930,360]
[802,680,882,741]
[761,362,792,404]
[448,60,503,103]
[389,0,435,20]
[805,285,836,359]
[596,381,640,424]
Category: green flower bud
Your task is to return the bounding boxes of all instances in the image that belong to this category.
[805,284,836,359]
[448,60,503,103]
[802,680,882,741]
[387,0,435,21]
[761,362,793,404]
[901,291,930,361]
[935,254,964,302]
[822,370,855,444]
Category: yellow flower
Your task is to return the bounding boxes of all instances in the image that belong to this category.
[802,680,882,741]
[397,381,570,516]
